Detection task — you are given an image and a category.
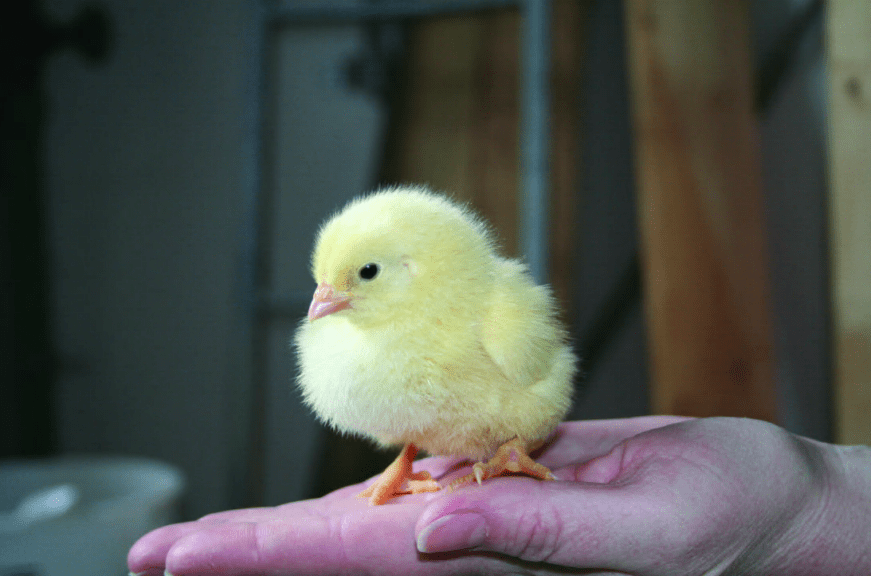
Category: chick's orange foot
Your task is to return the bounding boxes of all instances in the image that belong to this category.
[449,437,556,491]
[357,443,440,505]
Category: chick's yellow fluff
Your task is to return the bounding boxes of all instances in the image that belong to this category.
[294,186,575,461]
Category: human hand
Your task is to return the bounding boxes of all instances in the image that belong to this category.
[129,416,871,575]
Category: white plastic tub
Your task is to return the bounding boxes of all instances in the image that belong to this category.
[0,456,185,576]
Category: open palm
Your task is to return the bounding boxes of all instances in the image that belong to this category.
[130,415,864,576]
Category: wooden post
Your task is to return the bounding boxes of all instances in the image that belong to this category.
[624,0,778,421]
[826,1,871,446]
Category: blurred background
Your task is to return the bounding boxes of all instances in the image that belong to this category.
[2,0,867,557]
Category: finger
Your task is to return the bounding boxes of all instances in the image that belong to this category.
[537,416,694,468]
[128,521,215,574]
[129,505,308,573]
[415,476,678,574]
[163,500,431,576]
[197,506,280,523]
[412,418,696,494]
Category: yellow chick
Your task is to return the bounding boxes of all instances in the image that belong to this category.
[294,186,576,505]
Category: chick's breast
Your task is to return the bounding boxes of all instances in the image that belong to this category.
[295,314,461,444]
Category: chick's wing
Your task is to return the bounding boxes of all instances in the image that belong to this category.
[480,257,569,389]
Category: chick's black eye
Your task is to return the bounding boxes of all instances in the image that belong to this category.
[359,263,379,281]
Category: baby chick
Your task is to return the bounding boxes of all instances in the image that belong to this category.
[295,186,576,505]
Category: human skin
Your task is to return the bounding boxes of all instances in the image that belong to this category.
[128,416,871,576]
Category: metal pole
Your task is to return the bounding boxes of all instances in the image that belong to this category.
[520,0,551,283]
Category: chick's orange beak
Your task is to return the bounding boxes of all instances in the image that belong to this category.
[308,282,353,321]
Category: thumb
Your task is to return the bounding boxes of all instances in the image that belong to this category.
[414,476,665,572]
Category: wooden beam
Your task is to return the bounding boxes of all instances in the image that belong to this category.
[826,0,871,446]
[624,0,778,421]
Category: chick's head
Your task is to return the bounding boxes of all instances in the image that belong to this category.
[307,187,496,330]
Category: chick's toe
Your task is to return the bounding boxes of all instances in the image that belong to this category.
[449,437,556,491]
[357,443,440,505]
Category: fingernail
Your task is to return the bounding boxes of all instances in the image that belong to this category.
[416,512,487,553]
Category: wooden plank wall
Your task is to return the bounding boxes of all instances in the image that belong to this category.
[623,0,779,421]
[826,1,871,446]
[381,2,587,312]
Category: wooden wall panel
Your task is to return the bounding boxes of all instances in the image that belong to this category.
[381,3,586,311]
[624,0,778,421]
[380,17,483,211]
[549,0,586,314]
[826,0,871,445]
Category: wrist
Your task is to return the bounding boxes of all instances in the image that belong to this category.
[830,442,871,570]
[760,438,871,575]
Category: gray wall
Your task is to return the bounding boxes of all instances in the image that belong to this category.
[45,0,251,518]
[43,0,830,519]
